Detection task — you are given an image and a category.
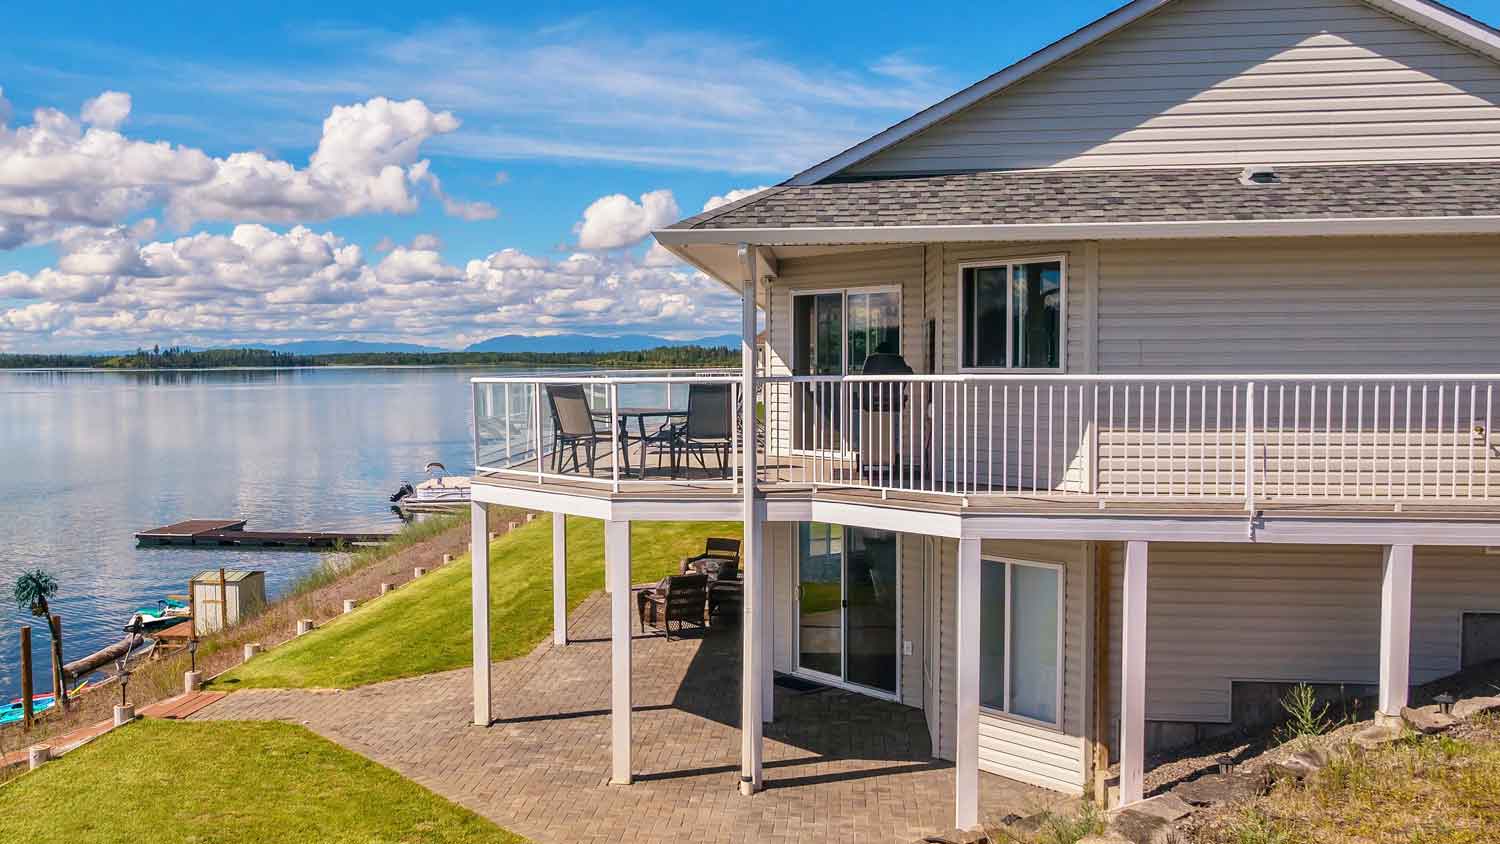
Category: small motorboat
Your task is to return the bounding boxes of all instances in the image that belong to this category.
[392,462,470,512]
[128,598,191,633]
[0,683,90,726]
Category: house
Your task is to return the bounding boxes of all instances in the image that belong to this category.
[466,0,1500,831]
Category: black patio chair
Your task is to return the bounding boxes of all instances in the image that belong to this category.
[671,382,734,478]
[545,384,611,476]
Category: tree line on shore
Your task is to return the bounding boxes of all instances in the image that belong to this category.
[0,344,739,370]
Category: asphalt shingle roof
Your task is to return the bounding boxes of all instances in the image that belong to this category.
[669,163,1500,230]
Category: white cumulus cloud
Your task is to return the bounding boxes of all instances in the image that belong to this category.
[0,92,494,250]
[702,186,770,213]
[575,189,680,249]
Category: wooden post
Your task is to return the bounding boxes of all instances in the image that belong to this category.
[19,626,34,730]
[218,567,229,632]
[49,615,68,712]
[188,577,197,641]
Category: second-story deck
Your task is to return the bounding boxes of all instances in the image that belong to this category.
[470,370,1500,525]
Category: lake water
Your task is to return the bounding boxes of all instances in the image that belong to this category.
[0,366,502,701]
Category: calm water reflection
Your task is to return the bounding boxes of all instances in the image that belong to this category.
[0,367,508,699]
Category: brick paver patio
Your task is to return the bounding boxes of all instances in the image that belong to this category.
[195,592,1064,843]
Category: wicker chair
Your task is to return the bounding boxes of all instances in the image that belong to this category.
[636,573,710,639]
[679,537,742,579]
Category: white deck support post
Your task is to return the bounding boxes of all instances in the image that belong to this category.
[1119,540,1149,807]
[761,518,774,723]
[955,537,981,830]
[739,243,764,795]
[553,512,568,646]
[1379,544,1414,719]
[470,501,492,727]
[607,519,633,785]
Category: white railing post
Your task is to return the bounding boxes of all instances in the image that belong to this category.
[1244,381,1257,511]
[609,382,621,493]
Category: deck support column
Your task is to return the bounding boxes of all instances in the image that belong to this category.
[606,519,633,785]
[470,501,492,727]
[553,513,568,646]
[761,518,774,723]
[955,537,981,830]
[1119,540,1149,807]
[739,244,764,795]
[1378,544,1414,719]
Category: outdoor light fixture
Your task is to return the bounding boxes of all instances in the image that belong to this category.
[1216,754,1233,776]
[1435,692,1456,715]
[188,638,199,673]
[119,617,146,706]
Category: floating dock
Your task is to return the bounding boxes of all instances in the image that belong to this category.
[136,519,394,549]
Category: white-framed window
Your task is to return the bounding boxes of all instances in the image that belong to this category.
[979,556,1064,728]
[959,257,1065,371]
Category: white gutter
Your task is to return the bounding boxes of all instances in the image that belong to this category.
[654,215,1500,247]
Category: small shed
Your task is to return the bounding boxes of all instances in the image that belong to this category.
[191,570,267,636]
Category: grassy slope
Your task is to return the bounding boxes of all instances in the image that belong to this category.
[0,719,522,844]
[1216,716,1500,844]
[214,516,741,690]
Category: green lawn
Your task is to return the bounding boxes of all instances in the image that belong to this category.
[0,719,522,844]
[213,516,741,690]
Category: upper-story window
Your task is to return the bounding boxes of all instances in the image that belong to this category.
[960,258,1064,370]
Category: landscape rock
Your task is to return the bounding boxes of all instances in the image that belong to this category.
[1454,695,1500,720]
[1352,722,1402,749]
[1403,705,1458,734]
[919,828,986,844]
[1078,835,1132,844]
[1107,808,1174,844]
[1265,748,1327,782]
[1128,793,1195,823]
[1171,770,1269,806]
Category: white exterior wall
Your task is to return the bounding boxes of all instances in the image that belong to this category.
[847,0,1500,176]
[931,538,1092,794]
[1104,543,1500,730]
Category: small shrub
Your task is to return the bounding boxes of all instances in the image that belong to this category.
[989,803,1103,844]
[1274,683,1336,743]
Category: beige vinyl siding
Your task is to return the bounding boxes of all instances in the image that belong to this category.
[771,521,796,674]
[846,0,1500,175]
[934,538,1090,794]
[926,243,1095,491]
[1103,544,1500,729]
[1096,236,1500,374]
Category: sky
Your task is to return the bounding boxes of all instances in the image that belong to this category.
[3,0,1499,352]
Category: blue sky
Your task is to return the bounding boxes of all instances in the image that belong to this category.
[3,0,1499,351]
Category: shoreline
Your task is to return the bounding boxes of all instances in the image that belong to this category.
[0,506,527,769]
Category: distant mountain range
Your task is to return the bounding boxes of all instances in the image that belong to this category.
[461,333,741,353]
[244,339,449,355]
[42,333,742,357]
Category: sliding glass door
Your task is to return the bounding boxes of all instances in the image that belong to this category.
[791,288,901,454]
[797,522,899,696]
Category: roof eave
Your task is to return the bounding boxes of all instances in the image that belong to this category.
[654,216,1500,248]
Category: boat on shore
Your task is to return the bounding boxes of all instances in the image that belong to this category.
[128,598,191,633]
[390,462,470,513]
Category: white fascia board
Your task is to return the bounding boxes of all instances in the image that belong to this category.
[654,215,1500,248]
[1364,0,1500,64]
[786,0,1175,185]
